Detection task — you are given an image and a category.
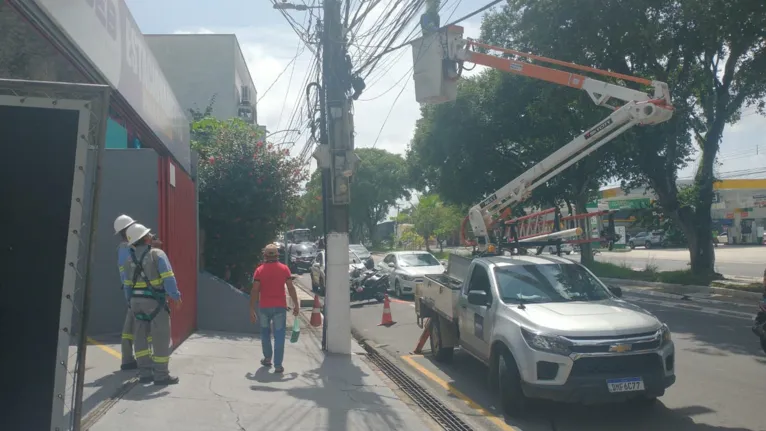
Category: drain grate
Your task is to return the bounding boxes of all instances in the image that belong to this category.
[363,346,475,431]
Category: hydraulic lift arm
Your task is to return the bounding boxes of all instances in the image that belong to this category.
[425,27,674,250]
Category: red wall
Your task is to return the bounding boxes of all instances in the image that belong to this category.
[158,157,198,347]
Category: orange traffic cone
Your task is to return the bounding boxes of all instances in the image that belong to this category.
[310,295,322,327]
[378,294,396,327]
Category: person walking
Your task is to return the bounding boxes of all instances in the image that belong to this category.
[249,243,300,374]
[123,223,181,385]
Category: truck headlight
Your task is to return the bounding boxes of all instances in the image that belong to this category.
[660,323,672,346]
[520,327,572,356]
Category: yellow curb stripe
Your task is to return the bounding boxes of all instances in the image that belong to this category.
[401,355,518,431]
[86,336,121,360]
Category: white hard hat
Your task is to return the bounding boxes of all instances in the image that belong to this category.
[114,214,137,235]
[125,223,152,246]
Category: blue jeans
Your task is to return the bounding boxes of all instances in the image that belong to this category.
[259,307,287,367]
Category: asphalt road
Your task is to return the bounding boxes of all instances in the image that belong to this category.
[296,272,766,431]
[434,245,766,278]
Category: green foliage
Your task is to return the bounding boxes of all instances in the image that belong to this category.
[297,148,411,244]
[399,226,425,250]
[481,0,766,273]
[351,148,411,242]
[192,117,306,284]
[409,194,462,251]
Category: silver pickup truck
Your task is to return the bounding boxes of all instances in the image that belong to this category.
[414,254,676,416]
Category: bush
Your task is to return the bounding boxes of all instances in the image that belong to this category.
[192,117,306,283]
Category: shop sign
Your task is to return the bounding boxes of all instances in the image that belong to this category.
[725,213,735,219]
[34,0,191,173]
[607,198,651,209]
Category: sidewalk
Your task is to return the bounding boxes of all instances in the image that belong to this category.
[87,321,431,430]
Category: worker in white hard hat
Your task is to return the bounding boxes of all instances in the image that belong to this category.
[115,215,161,371]
[123,223,181,385]
[115,215,144,370]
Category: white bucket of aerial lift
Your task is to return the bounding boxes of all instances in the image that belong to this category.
[411,25,464,104]
[114,214,136,235]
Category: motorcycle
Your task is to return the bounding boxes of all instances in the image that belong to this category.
[751,300,766,355]
[350,262,387,303]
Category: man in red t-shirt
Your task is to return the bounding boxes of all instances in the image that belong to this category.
[249,243,300,373]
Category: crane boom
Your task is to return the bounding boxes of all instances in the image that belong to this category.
[410,25,674,251]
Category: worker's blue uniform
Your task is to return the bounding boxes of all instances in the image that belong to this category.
[119,242,151,367]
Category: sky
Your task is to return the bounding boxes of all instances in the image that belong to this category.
[125,0,766,206]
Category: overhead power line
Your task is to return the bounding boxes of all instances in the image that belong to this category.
[354,0,505,76]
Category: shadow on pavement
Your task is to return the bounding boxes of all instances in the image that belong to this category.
[248,354,412,431]
[649,306,762,357]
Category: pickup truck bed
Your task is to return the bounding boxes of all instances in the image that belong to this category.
[415,254,469,323]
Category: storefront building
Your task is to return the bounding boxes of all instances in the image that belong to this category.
[591,179,766,244]
[2,0,198,344]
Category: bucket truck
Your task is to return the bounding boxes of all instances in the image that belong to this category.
[408,26,677,417]
[411,25,674,253]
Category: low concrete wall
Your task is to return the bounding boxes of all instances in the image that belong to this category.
[197,272,258,334]
[197,272,315,334]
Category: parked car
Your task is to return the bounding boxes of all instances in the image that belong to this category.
[350,243,374,267]
[287,243,317,274]
[546,243,574,255]
[310,250,366,294]
[628,231,664,249]
[378,251,446,297]
[713,232,728,246]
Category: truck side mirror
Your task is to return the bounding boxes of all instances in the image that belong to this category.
[467,290,489,306]
[608,285,623,298]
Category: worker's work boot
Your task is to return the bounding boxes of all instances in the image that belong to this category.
[120,361,138,371]
[154,375,179,386]
[139,375,153,384]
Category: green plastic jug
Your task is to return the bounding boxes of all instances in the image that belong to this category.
[290,316,301,343]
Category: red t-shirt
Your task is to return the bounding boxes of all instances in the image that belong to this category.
[253,261,292,308]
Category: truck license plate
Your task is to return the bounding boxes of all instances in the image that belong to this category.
[606,377,644,393]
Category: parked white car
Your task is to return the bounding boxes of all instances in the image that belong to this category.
[546,243,574,255]
[378,251,446,297]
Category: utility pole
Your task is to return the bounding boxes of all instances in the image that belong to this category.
[312,0,359,354]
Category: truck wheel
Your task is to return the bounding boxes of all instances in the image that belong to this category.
[498,348,528,416]
[629,242,635,249]
[429,318,453,363]
[644,241,651,249]
[760,336,766,355]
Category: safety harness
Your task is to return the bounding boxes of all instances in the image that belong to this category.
[128,247,168,322]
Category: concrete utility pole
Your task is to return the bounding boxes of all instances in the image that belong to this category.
[313,0,359,354]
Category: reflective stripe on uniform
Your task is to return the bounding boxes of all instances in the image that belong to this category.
[160,271,174,279]
[135,349,152,358]
[123,278,163,288]
[147,336,153,343]
[152,356,170,364]
[119,265,125,272]
[121,333,134,340]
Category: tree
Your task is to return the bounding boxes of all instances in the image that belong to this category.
[349,148,411,244]
[192,117,306,285]
[409,195,463,252]
[481,0,766,274]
